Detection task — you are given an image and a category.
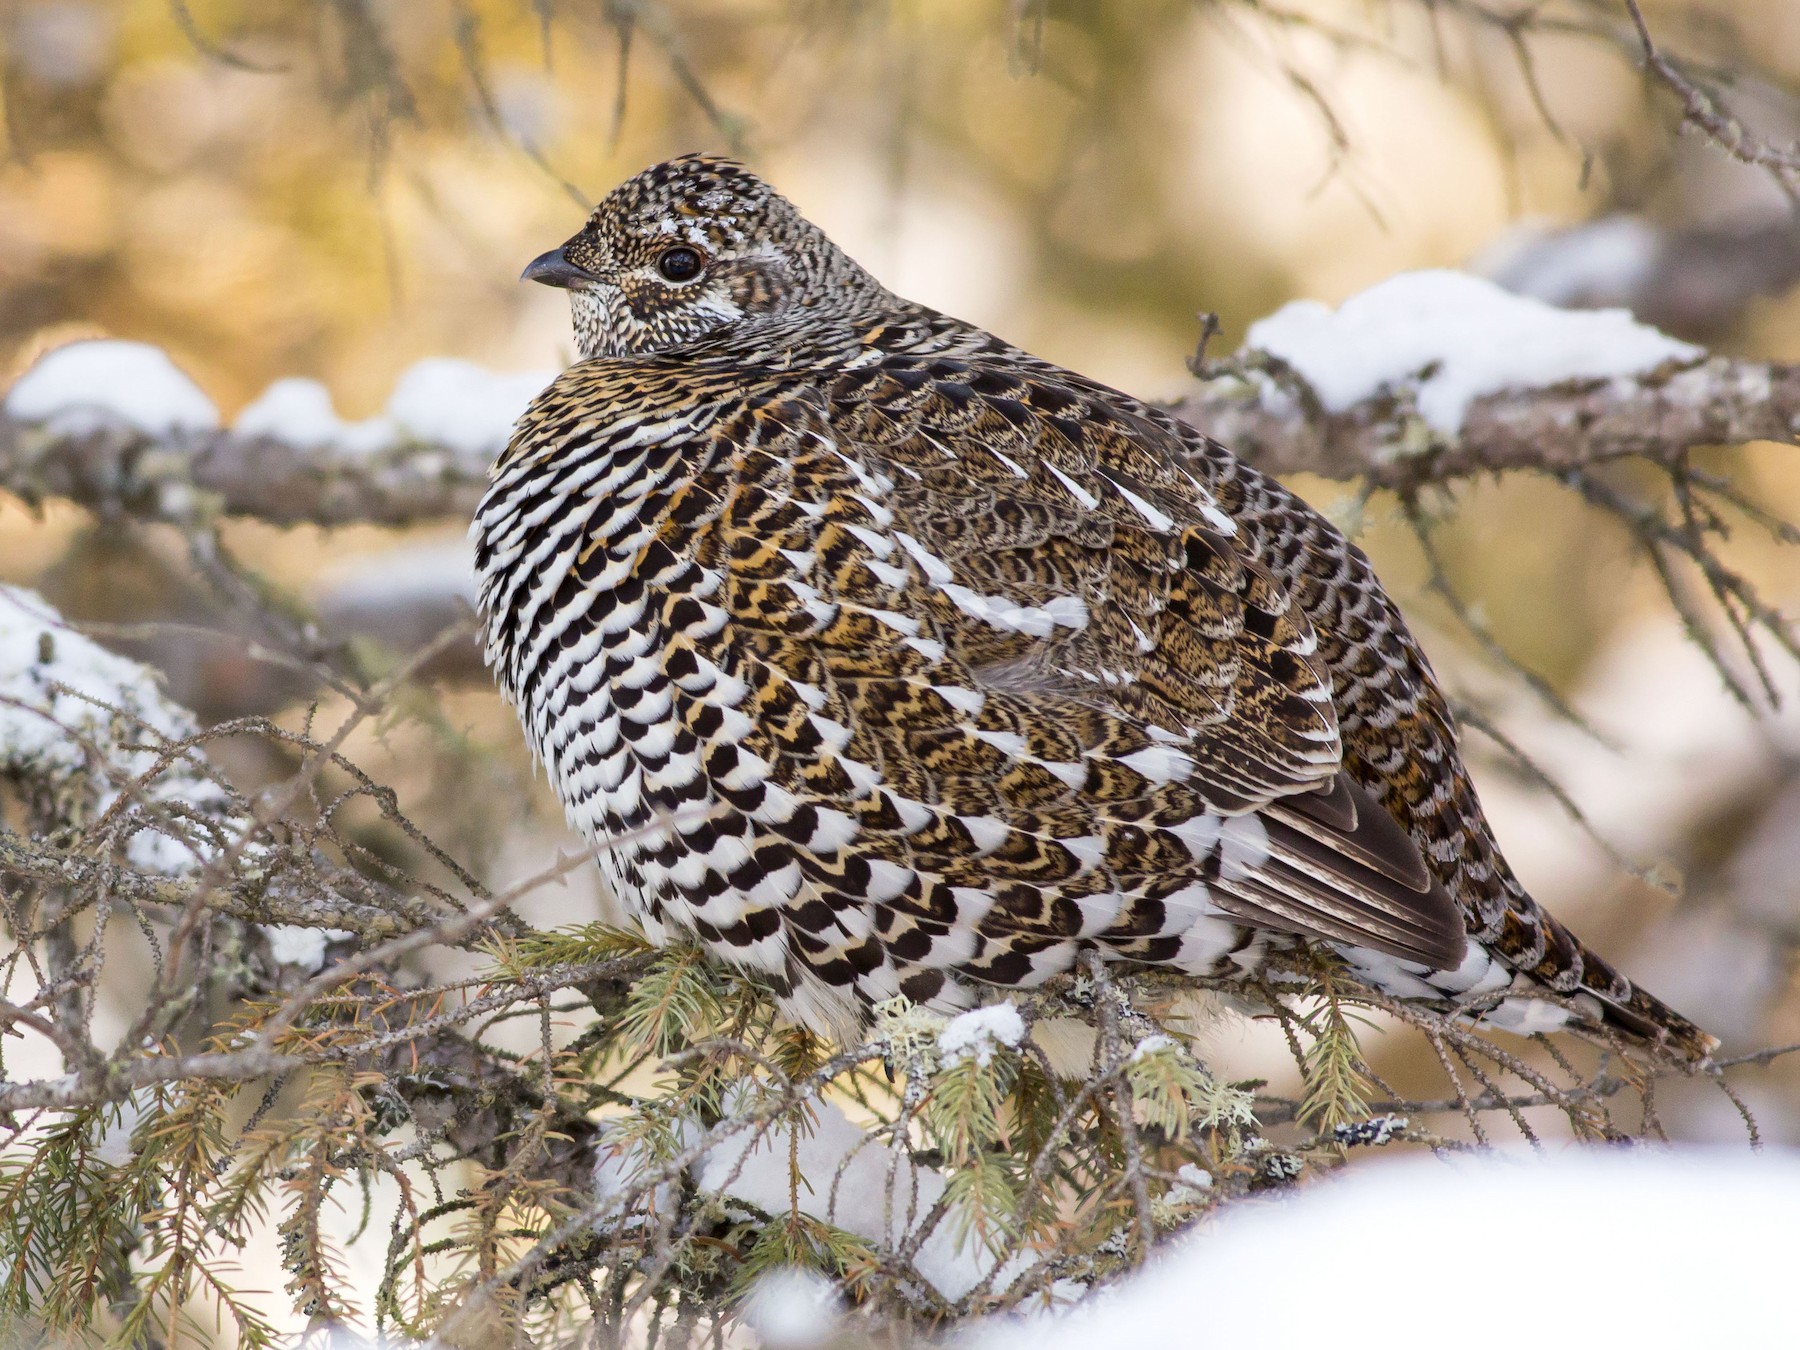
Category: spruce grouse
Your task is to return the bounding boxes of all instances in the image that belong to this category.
[474,153,1717,1063]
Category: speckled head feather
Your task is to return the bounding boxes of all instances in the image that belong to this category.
[483,153,1719,1063]
[530,153,894,359]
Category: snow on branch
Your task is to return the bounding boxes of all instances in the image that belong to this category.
[4,283,1797,535]
[0,585,449,943]
[1174,272,1800,715]
[0,583,238,872]
[1173,270,1800,487]
[0,341,548,528]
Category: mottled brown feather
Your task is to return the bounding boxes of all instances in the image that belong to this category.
[477,153,1717,1061]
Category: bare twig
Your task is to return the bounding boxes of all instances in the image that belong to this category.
[1623,0,1800,200]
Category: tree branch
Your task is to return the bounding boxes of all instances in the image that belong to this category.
[0,830,433,938]
[1623,0,1800,201]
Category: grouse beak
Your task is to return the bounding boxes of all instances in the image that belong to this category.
[521,248,597,290]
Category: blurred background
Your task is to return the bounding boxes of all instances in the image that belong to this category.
[3,0,1800,1145]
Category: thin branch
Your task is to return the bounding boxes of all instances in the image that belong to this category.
[1623,0,1800,200]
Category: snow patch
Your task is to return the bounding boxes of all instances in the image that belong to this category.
[90,1092,154,1169]
[234,377,393,454]
[5,342,548,461]
[6,340,218,437]
[0,586,199,773]
[742,1266,842,1349]
[1174,1163,1212,1191]
[1128,1033,1176,1062]
[261,924,352,972]
[1246,269,1702,433]
[939,1002,1026,1068]
[1479,215,1661,310]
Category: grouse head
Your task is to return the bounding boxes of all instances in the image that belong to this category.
[523,153,893,360]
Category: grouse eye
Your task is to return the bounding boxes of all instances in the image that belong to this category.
[657,246,704,283]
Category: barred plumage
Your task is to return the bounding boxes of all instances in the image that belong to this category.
[474,153,1717,1061]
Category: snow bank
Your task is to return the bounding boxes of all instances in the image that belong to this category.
[961,1149,1800,1349]
[1246,269,1702,433]
[696,1095,1024,1302]
[5,340,218,436]
[234,360,554,459]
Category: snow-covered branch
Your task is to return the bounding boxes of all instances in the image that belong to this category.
[4,280,1797,539]
[0,343,542,529]
[0,585,459,938]
[1172,270,1800,487]
[1188,351,1792,489]
[0,418,492,529]
[1180,351,1799,487]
